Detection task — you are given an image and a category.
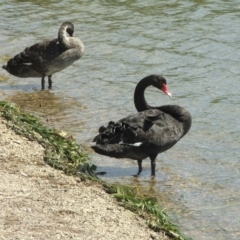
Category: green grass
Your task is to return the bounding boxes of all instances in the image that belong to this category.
[0,100,190,240]
[0,100,96,178]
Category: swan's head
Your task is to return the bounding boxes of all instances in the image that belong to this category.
[61,22,74,37]
[153,75,172,97]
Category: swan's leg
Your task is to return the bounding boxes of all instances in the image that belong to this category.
[136,159,143,176]
[150,156,156,176]
[41,76,45,90]
[48,75,52,89]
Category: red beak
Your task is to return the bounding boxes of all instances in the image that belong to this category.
[162,83,172,97]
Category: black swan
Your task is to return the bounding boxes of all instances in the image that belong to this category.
[2,22,84,89]
[91,75,192,176]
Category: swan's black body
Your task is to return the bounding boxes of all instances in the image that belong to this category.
[91,75,192,176]
[2,22,84,89]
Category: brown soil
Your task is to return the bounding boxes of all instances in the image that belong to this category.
[0,116,170,240]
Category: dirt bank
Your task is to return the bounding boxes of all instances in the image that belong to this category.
[0,116,170,240]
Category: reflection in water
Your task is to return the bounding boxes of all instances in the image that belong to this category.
[1,1,240,239]
[6,90,86,132]
[6,90,83,115]
[0,74,10,82]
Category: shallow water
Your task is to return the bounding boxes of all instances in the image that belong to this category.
[1,1,240,239]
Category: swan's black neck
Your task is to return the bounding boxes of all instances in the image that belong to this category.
[134,75,155,112]
[58,22,74,49]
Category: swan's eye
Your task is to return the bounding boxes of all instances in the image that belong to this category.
[157,80,165,88]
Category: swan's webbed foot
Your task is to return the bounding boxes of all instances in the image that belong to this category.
[48,75,52,89]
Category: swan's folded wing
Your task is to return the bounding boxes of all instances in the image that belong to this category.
[122,110,183,149]
[92,108,183,151]
[8,39,59,66]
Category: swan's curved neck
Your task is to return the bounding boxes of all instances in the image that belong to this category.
[159,105,192,133]
[134,76,153,112]
[58,23,72,49]
[134,75,192,136]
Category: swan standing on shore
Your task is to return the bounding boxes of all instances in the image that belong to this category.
[91,75,192,177]
[2,22,84,89]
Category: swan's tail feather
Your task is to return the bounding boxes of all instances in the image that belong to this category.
[93,121,123,144]
[2,62,41,78]
[7,47,34,66]
[2,46,42,78]
[92,120,139,146]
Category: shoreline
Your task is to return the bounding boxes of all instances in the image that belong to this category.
[0,100,187,240]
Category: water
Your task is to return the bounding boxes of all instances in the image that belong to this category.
[1,1,240,239]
